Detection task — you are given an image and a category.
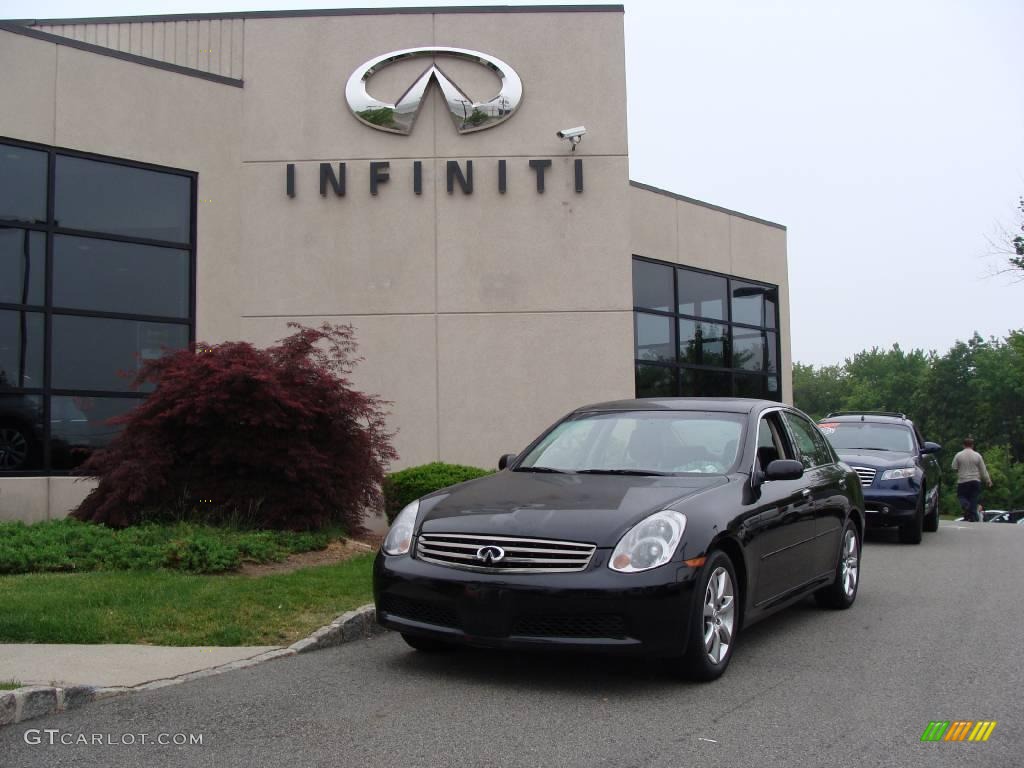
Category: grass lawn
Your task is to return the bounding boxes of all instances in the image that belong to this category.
[0,555,374,647]
[0,681,21,690]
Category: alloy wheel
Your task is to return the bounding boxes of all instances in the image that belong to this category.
[840,528,859,598]
[0,428,28,470]
[702,566,735,665]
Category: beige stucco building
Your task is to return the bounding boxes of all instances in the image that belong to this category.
[0,5,790,523]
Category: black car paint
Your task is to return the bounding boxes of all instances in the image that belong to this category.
[375,398,863,657]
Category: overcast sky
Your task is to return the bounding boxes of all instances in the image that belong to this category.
[4,0,1021,367]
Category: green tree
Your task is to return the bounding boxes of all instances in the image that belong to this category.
[793,362,850,420]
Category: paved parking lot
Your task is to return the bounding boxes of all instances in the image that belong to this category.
[3,522,1021,768]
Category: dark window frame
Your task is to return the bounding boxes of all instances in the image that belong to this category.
[632,255,782,401]
[0,136,196,476]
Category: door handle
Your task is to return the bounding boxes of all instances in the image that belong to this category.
[801,488,812,498]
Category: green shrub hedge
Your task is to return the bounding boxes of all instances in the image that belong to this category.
[384,462,494,522]
[0,519,333,575]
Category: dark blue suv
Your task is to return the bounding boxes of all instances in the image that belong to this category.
[817,413,942,544]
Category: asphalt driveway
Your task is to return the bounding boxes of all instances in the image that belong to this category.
[3,522,1021,768]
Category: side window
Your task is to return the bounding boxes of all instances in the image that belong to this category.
[783,412,832,469]
[755,413,792,471]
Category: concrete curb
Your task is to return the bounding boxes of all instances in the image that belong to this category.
[0,603,385,728]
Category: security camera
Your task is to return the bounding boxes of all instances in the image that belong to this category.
[557,126,587,140]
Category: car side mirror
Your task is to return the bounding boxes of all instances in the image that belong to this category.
[921,442,941,455]
[765,459,804,481]
[498,453,517,470]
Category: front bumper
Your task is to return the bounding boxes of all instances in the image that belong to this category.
[862,488,918,528]
[373,549,699,657]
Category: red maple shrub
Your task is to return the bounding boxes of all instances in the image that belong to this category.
[72,323,397,532]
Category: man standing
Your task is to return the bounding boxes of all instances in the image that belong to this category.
[952,438,992,521]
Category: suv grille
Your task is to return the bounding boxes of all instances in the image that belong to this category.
[852,466,876,487]
[416,533,596,573]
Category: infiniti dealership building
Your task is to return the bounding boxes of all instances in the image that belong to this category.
[0,5,790,521]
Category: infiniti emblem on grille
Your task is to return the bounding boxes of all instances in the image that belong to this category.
[476,545,506,564]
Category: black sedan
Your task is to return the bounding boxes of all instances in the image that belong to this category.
[375,398,864,680]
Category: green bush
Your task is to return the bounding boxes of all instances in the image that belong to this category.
[0,519,334,575]
[384,462,494,522]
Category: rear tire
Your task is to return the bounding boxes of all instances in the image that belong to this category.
[923,486,939,533]
[678,550,739,682]
[899,495,924,544]
[401,633,454,652]
[815,521,860,609]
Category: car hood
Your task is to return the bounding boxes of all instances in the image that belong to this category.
[417,471,728,547]
[833,449,915,469]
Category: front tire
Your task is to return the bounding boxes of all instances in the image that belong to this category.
[815,521,860,609]
[401,633,454,653]
[678,550,739,682]
[923,486,939,532]
[899,494,924,544]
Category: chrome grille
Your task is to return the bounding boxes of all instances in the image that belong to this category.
[416,533,596,573]
[852,466,876,487]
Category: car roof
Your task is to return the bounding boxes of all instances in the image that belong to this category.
[819,413,911,425]
[571,397,780,415]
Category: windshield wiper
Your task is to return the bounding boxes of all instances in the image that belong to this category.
[514,466,569,473]
[577,468,672,476]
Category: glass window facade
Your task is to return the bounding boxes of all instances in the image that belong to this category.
[633,257,781,400]
[0,138,195,474]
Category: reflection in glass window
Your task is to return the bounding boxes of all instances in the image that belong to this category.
[679,319,728,367]
[0,229,45,306]
[50,396,140,470]
[680,368,731,397]
[54,236,190,318]
[0,144,47,225]
[0,310,44,389]
[731,281,768,326]
[0,394,43,471]
[635,363,674,397]
[678,269,727,320]
[55,155,191,243]
[733,373,767,399]
[632,258,781,402]
[732,328,767,371]
[632,259,673,312]
[764,288,778,329]
[635,312,674,363]
[0,141,194,474]
[52,316,189,392]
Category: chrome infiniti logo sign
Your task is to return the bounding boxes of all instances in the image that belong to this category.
[475,545,506,565]
[345,47,523,135]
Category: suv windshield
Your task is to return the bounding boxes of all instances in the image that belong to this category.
[818,422,915,453]
[518,411,745,475]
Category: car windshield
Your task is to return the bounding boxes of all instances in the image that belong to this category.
[818,422,915,452]
[517,410,745,475]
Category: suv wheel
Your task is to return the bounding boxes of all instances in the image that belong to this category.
[923,486,939,533]
[899,494,924,544]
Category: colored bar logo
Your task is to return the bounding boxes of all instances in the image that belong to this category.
[921,721,997,742]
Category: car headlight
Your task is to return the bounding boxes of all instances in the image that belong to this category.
[383,500,418,556]
[881,467,916,480]
[609,510,686,573]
